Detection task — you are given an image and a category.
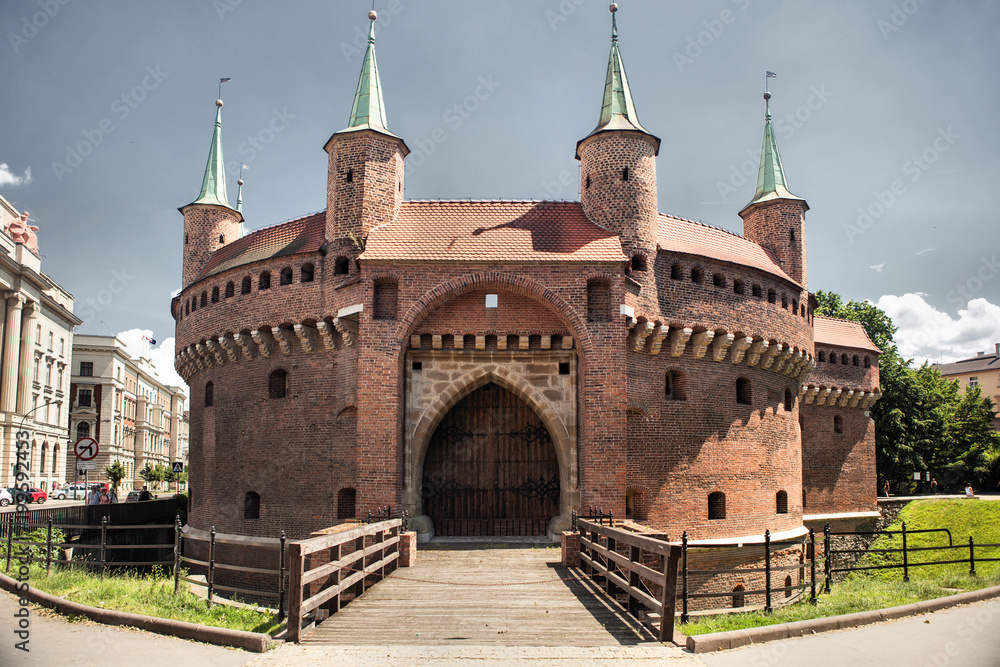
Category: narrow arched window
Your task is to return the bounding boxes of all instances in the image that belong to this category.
[211,287,219,303]
[337,488,356,519]
[52,444,59,473]
[280,267,293,285]
[241,276,252,294]
[259,271,271,290]
[864,357,871,368]
[670,263,683,280]
[818,351,826,362]
[185,301,190,315]
[244,491,260,519]
[767,289,776,304]
[752,284,763,298]
[301,264,315,283]
[630,254,647,272]
[200,292,207,307]
[732,585,745,608]
[790,228,796,243]
[622,166,629,181]
[225,281,235,298]
[665,370,685,401]
[776,490,788,514]
[373,278,398,320]
[40,444,47,472]
[841,353,849,365]
[784,575,793,598]
[713,273,725,288]
[781,294,788,309]
[736,377,751,405]
[834,415,843,433]
[784,388,793,411]
[346,168,353,182]
[334,256,350,275]
[268,369,287,399]
[708,492,726,520]
[204,381,214,407]
[733,280,745,295]
[587,279,610,322]
[853,355,860,366]
[76,422,90,439]
[691,267,703,284]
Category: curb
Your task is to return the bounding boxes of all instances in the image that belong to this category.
[0,571,278,653]
[685,584,1000,653]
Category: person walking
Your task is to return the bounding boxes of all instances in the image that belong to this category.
[87,486,101,506]
[930,478,938,494]
[109,487,118,504]
[99,488,110,504]
[138,486,152,501]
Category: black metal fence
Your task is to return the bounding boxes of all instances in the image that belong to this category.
[824,522,1000,590]
[0,499,181,538]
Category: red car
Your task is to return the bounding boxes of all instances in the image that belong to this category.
[9,487,47,504]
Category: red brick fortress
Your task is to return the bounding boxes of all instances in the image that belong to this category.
[172,8,880,548]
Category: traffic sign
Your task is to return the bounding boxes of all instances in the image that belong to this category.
[77,461,96,471]
[171,462,184,473]
[74,437,99,461]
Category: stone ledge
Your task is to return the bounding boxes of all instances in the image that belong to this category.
[0,570,278,653]
[686,584,1000,653]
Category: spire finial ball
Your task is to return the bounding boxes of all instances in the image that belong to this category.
[610,3,618,13]
[369,10,377,21]
[216,99,223,107]
[763,92,771,101]
[238,179,244,186]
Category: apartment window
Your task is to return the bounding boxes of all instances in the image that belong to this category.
[78,389,92,407]
[47,331,53,351]
[36,324,41,344]
[76,421,90,439]
[33,358,39,383]
[969,377,979,388]
[80,361,93,377]
[60,338,65,356]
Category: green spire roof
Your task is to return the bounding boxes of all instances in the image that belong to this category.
[187,100,236,211]
[742,93,807,213]
[577,6,658,157]
[335,14,401,142]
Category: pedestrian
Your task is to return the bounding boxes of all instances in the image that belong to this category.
[99,488,110,504]
[138,485,152,501]
[930,478,938,494]
[87,486,99,505]
[109,487,118,504]
[965,483,974,498]
[882,479,891,497]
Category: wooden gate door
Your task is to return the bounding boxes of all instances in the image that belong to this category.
[422,383,559,537]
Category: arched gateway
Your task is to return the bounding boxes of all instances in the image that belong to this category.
[422,383,560,536]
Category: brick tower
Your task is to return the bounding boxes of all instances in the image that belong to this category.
[179,99,243,289]
[324,11,409,247]
[576,4,660,267]
[739,91,809,290]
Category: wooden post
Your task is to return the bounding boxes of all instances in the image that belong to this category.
[173,515,182,594]
[287,542,304,643]
[330,543,342,614]
[628,544,640,618]
[354,535,365,599]
[278,531,286,621]
[659,545,680,643]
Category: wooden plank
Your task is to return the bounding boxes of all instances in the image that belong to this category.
[584,537,665,586]
[659,545,680,642]
[579,550,660,613]
[301,551,399,614]
[287,542,304,643]
[294,519,402,555]
[577,519,675,557]
[301,535,399,587]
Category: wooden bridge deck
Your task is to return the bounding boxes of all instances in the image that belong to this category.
[302,546,658,646]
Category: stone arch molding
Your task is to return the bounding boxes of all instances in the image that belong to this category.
[403,364,578,539]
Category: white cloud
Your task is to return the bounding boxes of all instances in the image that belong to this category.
[0,163,32,187]
[115,328,188,404]
[875,293,1000,364]
[870,263,885,273]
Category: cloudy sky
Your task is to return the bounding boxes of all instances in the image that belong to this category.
[2,0,999,387]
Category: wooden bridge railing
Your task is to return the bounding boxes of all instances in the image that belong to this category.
[577,518,681,642]
[286,518,402,642]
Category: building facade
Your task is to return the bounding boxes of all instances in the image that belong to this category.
[933,344,1000,429]
[0,193,81,492]
[173,9,881,547]
[69,335,187,490]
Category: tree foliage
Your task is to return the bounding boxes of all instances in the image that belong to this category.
[104,460,127,491]
[815,291,1000,492]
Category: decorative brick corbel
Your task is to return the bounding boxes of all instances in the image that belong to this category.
[333,317,358,347]
[711,332,736,362]
[839,390,854,407]
[293,324,317,354]
[691,330,715,359]
[205,339,226,365]
[815,387,832,406]
[195,343,214,368]
[631,321,654,352]
[849,391,863,408]
[234,332,257,360]
[772,347,794,373]
[316,321,339,352]
[804,385,820,404]
[761,342,783,369]
[272,327,294,356]
[219,335,239,363]
[730,336,753,364]
[746,340,769,366]
[250,329,273,358]
[648,325,669,355]
[669,327,692,357]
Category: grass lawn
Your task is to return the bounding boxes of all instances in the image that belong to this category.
[16,563,282,635]
[680,499,1000,636]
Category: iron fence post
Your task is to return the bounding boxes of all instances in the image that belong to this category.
[173,514,181,594]
[902,521,909,583]
[809,528,817,604]
[207,525,216,609]
[824,523,831,593]
[609,510,613,528]
[681,531,689,623]
[969,536,976,577]
[100,516,108,579]
[764,529,772,614]
[46,516,52,576]
[279,530,287,621]
[6,513,14,572]
[571,509,577,532]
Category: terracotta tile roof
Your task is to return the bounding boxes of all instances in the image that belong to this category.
[197,211,326,280]
[933,351,1000,376]
[813,316,881,353]
[361,201,625,262]
[657,213,798,286]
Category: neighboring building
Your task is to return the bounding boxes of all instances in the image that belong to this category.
[69,335,187,490]
[173,8,881,553]
[933,344,1000,429]
[0,193,82,492]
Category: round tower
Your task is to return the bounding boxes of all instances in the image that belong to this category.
[179,99,242,289]
[324,11,408,246]
[576,4,660,263]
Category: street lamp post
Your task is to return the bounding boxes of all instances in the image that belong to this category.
[14,399,60,491]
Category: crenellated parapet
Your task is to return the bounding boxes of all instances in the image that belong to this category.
[800,383,881,409]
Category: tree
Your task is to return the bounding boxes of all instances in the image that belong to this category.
[104,461,127,492]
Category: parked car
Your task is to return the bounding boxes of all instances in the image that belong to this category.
[125,490,157,502]
[0,488,11,506]
[7,487,46,504]
[53,483,88,500]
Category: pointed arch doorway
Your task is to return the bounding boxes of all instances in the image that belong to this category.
[421,382,560,537]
